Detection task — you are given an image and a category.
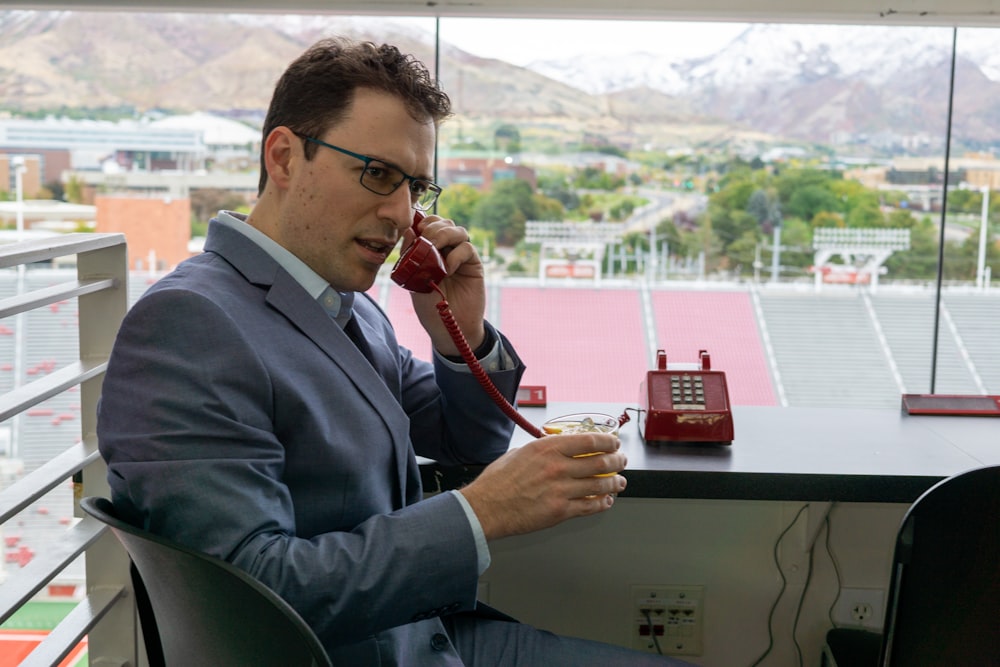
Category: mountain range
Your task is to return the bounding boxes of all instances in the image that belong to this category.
[1,10,999,153]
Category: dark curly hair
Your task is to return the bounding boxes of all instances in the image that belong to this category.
[257,37,452,194]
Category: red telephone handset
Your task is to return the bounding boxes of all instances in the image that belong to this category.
[390,212,545,438]
[390,212,447,293]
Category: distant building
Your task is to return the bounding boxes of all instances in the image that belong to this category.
[94,195,193,272]
[149,112,260,171]
[438,152,537,191]
[844,154,1000,212]
[885,155,1000,187]
[0,117,207,180]
[520,150,635,178]
[0,154,43,198]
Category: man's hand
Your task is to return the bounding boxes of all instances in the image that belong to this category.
[403,214,486,356]
[458,433,627,541]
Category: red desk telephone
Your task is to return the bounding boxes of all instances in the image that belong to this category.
[391,212,546,438]
[638,349,734,445]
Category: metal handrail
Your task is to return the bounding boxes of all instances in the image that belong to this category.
[0,233,137,666]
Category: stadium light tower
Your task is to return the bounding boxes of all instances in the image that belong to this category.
[12,156,26,240]
[977,186,990,291]
[11,156,28,462]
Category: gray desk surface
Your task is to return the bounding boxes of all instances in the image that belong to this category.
[421,403,998,503]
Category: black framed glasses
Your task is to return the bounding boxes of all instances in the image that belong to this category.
[297,134,442,211]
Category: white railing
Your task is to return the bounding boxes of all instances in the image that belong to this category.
[0,234,140,666]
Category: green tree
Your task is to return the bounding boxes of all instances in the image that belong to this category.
[711,171,761,213]
[573,167,625,191]
[470,179,538,246]
[845,193,884,227]
[609,199,636,221]
[747,188,782,232]
[776,218,814,271]
[45,180,65,201]
[533,194,565,222]
[884,216,940,279]
[437,183,481,226]
[774,168,834,203]
[494,124,521,153]
[811,211,846,228]
[656,218,690,259]
[64,175,85,204]
[946,188,980,214]
[538,175,580,210]
[727,230,762,276]
[787,185,842,222]
[190,189,248,224]
[713,209,759,251]
[885,209,917,229]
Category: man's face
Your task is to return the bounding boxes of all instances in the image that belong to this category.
[277,88,436,292]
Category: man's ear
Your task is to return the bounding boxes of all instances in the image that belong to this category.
[262,126,297,191]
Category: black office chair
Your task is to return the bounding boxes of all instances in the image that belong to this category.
[80,496,333,667]
[822,464,1000,667]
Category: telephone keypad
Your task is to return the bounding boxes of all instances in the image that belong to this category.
[671,374,707,410]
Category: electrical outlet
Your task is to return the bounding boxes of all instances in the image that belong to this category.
[832,587,885,630]
[631,585,704,656]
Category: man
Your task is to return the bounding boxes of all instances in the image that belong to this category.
[97,37,692,666]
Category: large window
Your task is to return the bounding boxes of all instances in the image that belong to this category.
[1,12,997,417]
[426,18,998,408]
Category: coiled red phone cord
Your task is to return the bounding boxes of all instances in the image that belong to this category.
[433,289,545,439]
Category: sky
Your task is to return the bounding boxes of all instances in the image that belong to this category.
[396,17,750,65]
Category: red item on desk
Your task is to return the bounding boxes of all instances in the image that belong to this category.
[516,386,547,407]
[901,394,1000,416]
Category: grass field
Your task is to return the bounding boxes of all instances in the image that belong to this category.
[0,601,87,666]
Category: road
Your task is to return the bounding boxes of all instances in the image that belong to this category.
[626,189,706,233]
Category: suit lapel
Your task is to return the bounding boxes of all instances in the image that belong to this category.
[265,270,406,427]
[205,222,412,505]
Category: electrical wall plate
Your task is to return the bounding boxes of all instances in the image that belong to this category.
[631,585,704,655]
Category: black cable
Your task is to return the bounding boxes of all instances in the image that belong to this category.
[790,539,814,667]
[824,513,844,628]
[749,503,810,667]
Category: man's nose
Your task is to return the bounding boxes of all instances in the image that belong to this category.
[380,186,417,232]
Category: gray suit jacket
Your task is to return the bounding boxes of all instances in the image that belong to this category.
[97,220,525,665]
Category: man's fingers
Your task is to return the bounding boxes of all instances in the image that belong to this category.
[544,432,621,458]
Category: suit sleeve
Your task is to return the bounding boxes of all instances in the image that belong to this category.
[395,325,524,465]
[97,288,481,649]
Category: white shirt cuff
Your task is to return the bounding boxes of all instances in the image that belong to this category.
[450,489,491,575]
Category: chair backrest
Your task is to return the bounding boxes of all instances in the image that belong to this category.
[80,496,333,667]
[880,464,1000,667]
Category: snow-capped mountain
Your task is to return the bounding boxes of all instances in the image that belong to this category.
[526,23,1000,95]
[2,12,999,149]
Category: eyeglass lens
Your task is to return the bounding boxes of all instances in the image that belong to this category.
[360,160,438,210]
